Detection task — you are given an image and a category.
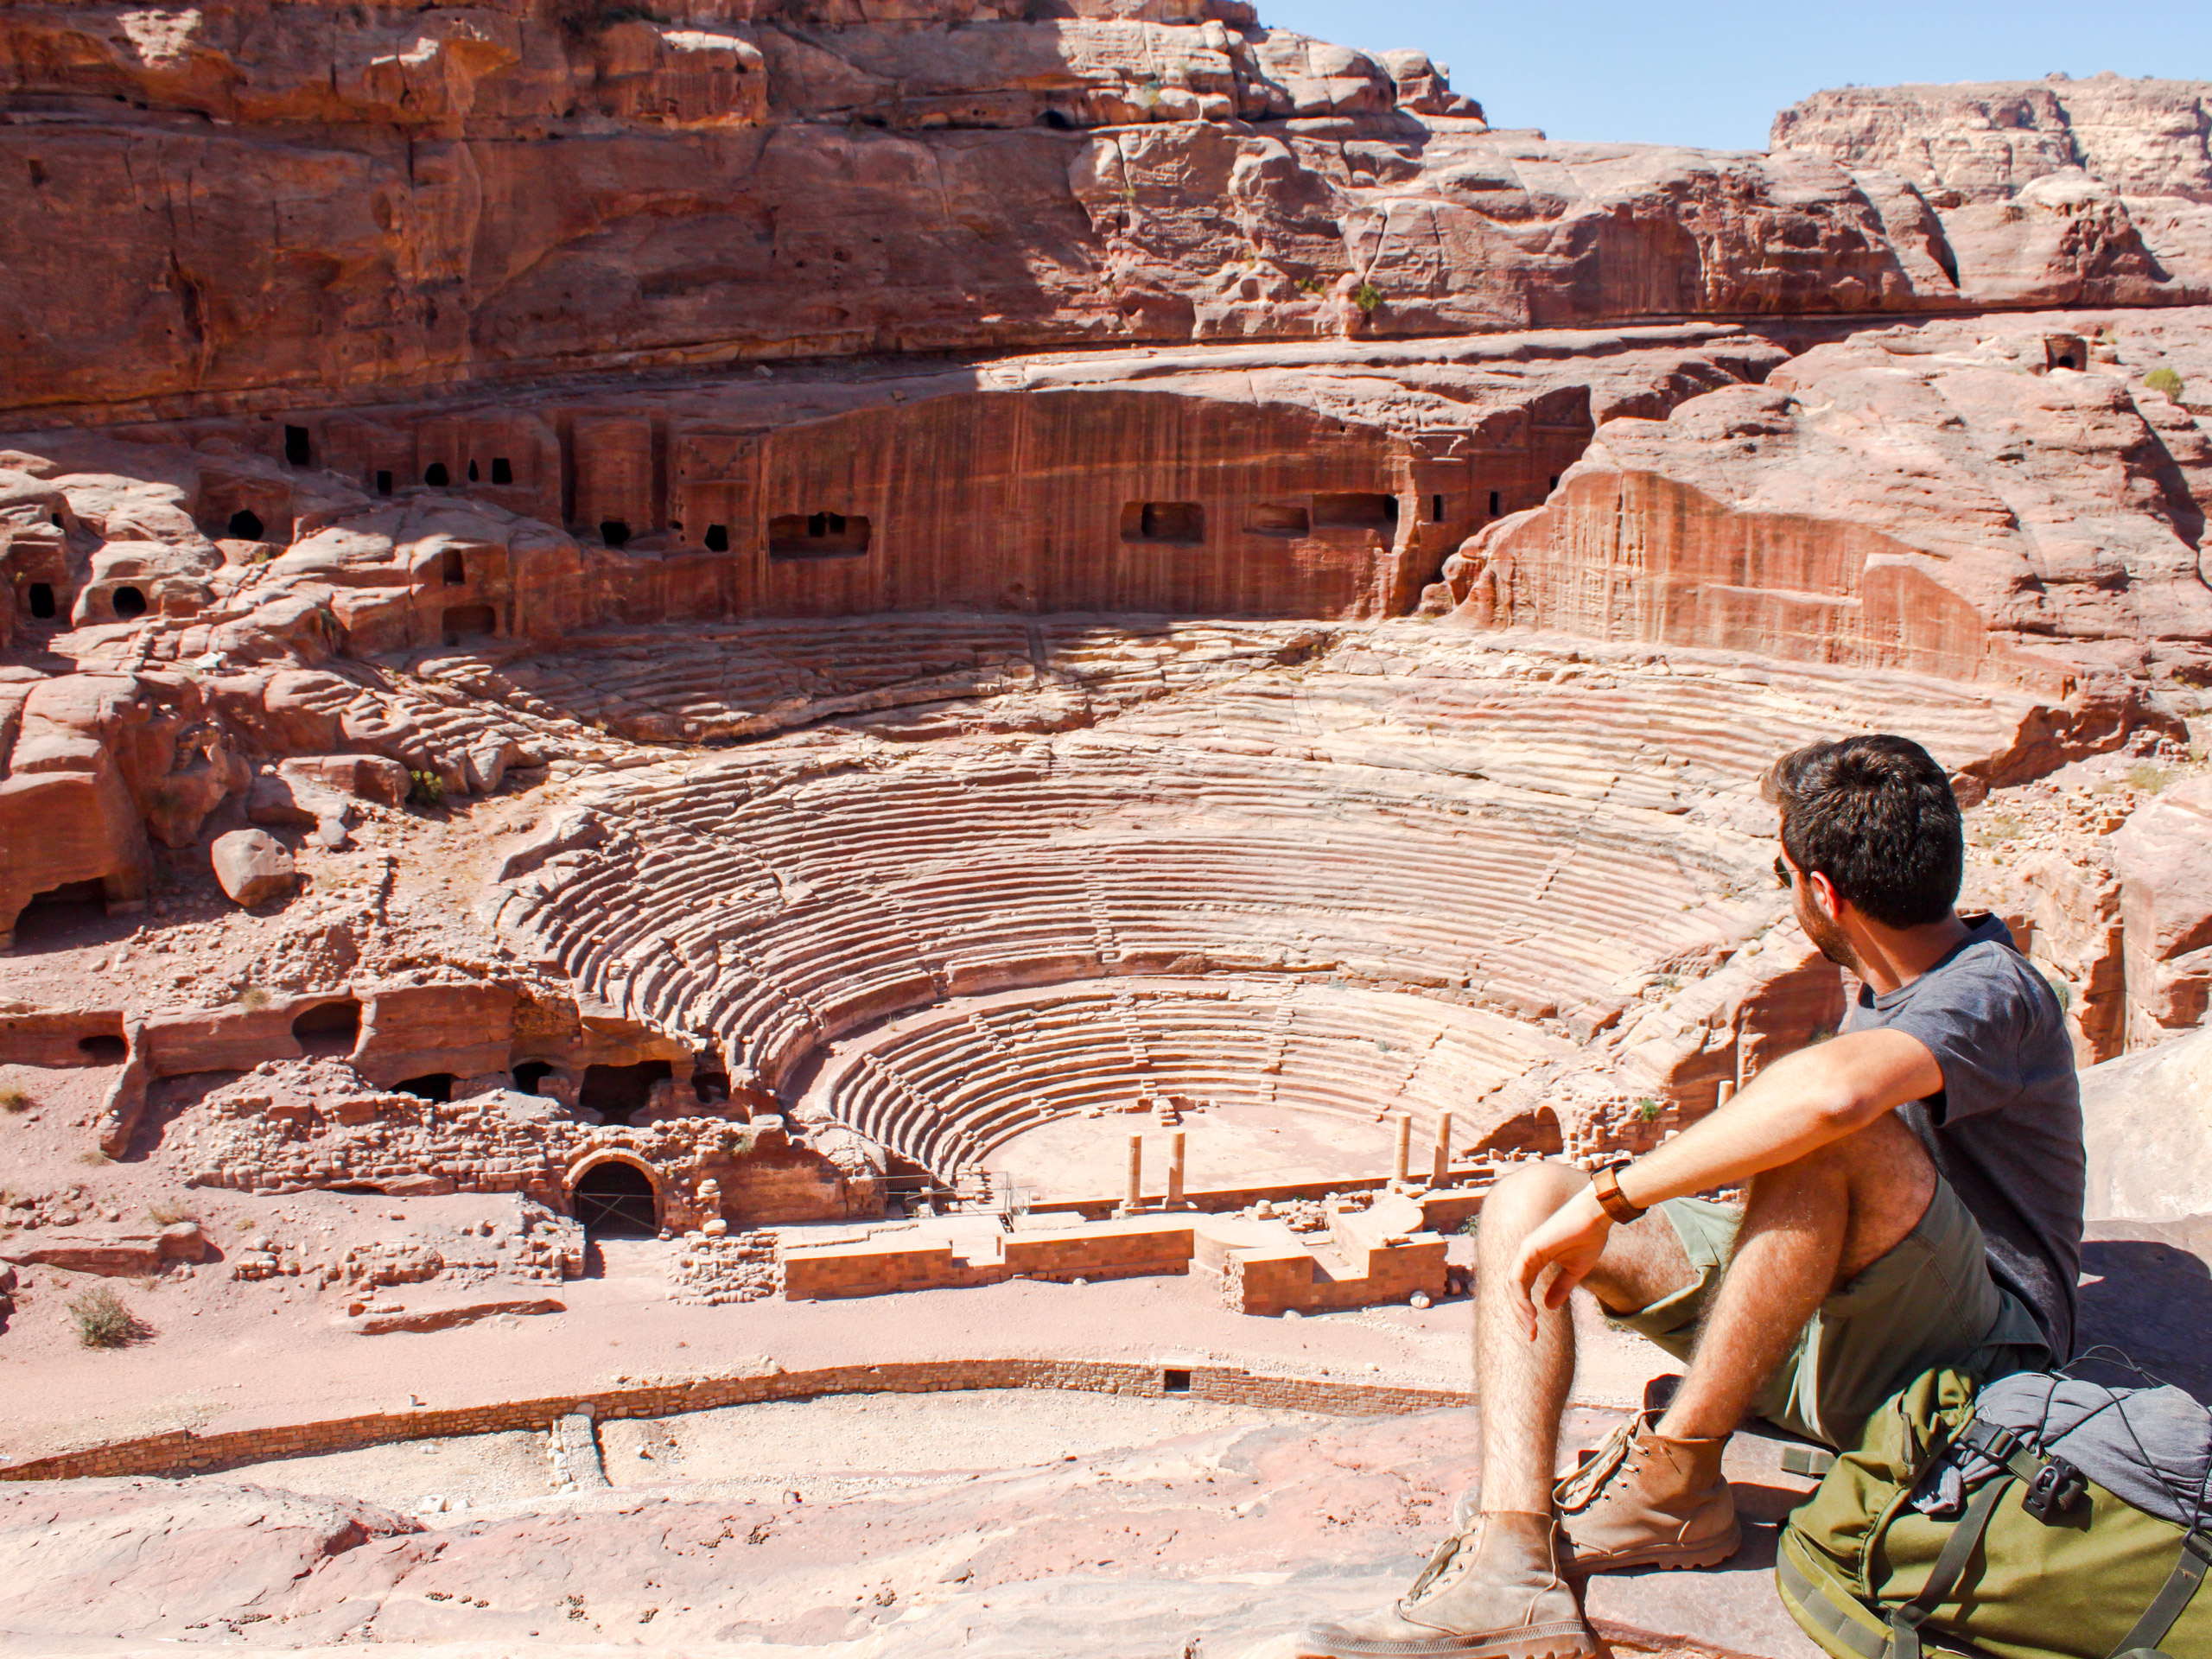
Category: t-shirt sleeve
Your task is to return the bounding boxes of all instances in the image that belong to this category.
[1875,951,2044,1124]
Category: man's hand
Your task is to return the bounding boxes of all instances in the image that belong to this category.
[1510,1185,1612,1340]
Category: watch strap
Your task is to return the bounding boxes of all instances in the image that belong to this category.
[1592,1160,1648,1224]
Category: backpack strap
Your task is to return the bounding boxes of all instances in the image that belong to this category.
[2107,1529,2212,1659]
[1888,1474,2013,1659]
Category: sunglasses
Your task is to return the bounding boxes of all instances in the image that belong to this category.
[1775,855,1794,889]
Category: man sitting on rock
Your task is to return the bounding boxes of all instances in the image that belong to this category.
[1299,734,2082,1659]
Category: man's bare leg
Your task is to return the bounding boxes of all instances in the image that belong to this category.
[1656,1109,1936,1440]
[1474,1162,1700,1513]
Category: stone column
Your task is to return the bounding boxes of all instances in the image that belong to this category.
[1167,1131,1186,1207]
[1716,1080,1736,1109]
[1393,1113,1412,1184]
[1125,1133,1143,1214]
[1433,1110,1452,1188]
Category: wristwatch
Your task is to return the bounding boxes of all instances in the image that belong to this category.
[1592,1159,1647,1224]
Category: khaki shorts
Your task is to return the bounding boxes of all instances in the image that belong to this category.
[1615,1175,2051,1449]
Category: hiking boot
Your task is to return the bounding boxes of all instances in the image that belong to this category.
[1294,1510,1595,1659]
[1550,1411,1739,1573]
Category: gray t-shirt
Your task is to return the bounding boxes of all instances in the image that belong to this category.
[1840,913,2084,1359]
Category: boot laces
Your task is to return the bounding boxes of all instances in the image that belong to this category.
[1554,1414,1644,1513]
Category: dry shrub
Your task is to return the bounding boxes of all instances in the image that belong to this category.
[148,1198,197,1226]
[0,1086,31,1115]
[68,1285,146,1349]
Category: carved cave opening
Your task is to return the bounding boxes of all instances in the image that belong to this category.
[283,425,311,467]
[1244,502,1309,537]
[573,1160,658,1237]
[1313,493,1395,531]
[226,508,265,541]
[1122,501,1205,544]
[580,1059,672,1124]
[703,524,729,553]
[76,1034,127,1063]
[424,462,450,487]
[512,1059,556,1096]
[26,583,54,620]
[291,999,361,1058]
[376,471,393,496]
[396,1072,454,1102]
[111,586,146,619]
[601,520,631,548]
[492,457,514,486]
[770,512,872,560]
[442,549,467,587]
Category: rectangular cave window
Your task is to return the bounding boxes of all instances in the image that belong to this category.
[1162,1368,1192,1395]
[26,582,55,620]
[1431,493,1446,522]
[291,999,361,1058]
[376,470,393,496]
[467,460,480,483]
[769,512,873,561]
[703,524,730,553]
[1313,493,1397,530]
[442,548,467,587]
[1243,502,1309,537]
[1120,501,1205,545]
[442,603,496,643]
[1488,490,1501,518]
[491,456,513,486]
[283,424,311,467]
[1548,475,1560,492]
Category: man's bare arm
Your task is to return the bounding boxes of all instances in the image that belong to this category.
[1507,1027,1943,1333]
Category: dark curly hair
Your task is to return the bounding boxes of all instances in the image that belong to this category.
[1762,735,1962,929]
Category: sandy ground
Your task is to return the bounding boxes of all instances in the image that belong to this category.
[197,1389,1325,1522]
[0,1156,1667,1465]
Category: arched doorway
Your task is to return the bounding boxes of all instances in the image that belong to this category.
[572,1160,658,1236]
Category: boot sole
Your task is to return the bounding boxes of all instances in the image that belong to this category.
[1563,1525,1743,1576]
[1294,1618,1598,1659]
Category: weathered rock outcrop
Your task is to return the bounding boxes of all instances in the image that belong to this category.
[7,5,2210,423]
[2082,1020,2212,1220]
[2113,777,2212,1043]
[1455,314,2212,693]
[1775,75,2212,307]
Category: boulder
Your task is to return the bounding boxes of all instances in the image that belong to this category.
[210,828,296,907]
[279,753,410,807]
[2113,778,2212,1043]
[2082,1022,2212,1221]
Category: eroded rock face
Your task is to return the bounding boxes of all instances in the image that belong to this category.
[2113,777,2212,1043]
[1457,316,2212,694]
[1775,76,2212,306]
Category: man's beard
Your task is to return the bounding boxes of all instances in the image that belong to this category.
[1801,900,1865,976]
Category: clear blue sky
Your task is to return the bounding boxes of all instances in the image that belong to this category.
[1258,0,2212,152]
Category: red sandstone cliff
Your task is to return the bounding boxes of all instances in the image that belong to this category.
[6,4,2209,421]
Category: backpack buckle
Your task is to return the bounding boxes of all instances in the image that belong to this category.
[2022,1454,2087,1522]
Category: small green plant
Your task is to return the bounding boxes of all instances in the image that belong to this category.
[1295,275,1323,294]
[2144,366,2184,399]
[0,1086,31,1115]
[1352,281,1383,315]
[1633,1097,1665,1123]
[1457,1216,1482,1236]
[409,769,447,806]
[67,1285,143,1349]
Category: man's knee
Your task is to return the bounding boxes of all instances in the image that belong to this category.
[1477,1161,1588,1249]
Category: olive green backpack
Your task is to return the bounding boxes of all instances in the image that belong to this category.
[1778,1362,2212,1659]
